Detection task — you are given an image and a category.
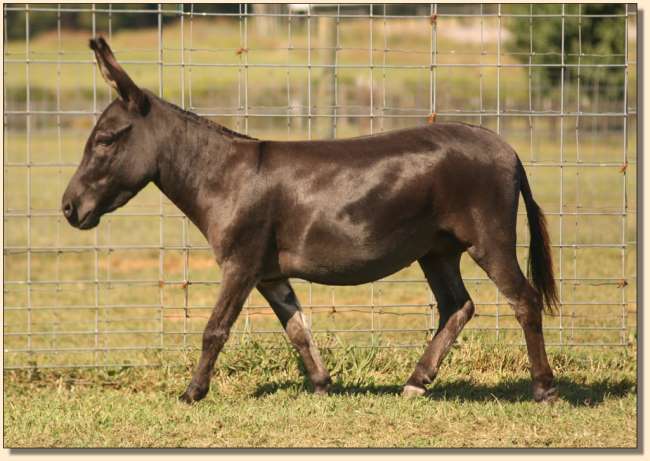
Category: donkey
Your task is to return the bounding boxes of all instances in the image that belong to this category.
[62,38,559,404]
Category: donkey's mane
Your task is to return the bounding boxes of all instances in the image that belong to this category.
[158,97,258,141]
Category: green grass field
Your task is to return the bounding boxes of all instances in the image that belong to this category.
[3,338,637,448]
[3,14,637,448]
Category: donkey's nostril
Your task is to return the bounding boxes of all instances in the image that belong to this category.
[62,202,74,219]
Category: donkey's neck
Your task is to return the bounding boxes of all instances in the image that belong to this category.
[152,100,259,238]
[156,98,257,141]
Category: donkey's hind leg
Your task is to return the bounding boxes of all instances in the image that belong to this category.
[403,252,475,397]
[467,245,557,403]
[258,279,332,394]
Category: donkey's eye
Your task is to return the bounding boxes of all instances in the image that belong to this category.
[95,124,132,145]
[95,132,115,145]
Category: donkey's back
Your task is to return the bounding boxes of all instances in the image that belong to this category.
[264,121,517,166]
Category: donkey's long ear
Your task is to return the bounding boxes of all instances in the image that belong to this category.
[89,37,150,115]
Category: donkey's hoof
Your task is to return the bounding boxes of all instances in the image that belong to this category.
[179,384,208,404]
[313,376,332,395]
[402,384,426,398]
[314,384,330,396]
[179,392,196,404]
[534,386,559,404]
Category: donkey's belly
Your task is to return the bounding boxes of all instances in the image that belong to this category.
[280,253,408,286]
[277,221,441,285]
[279,250,422,285]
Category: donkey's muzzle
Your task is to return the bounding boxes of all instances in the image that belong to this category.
[62,199,98,229]
[62,194,101,229]
[62,201,74,220]
[62,199,79,227]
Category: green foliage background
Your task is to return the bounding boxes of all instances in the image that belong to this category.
[506,4,627,99]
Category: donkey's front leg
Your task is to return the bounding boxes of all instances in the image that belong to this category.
[258,279,332,394]
[180,267,256,404]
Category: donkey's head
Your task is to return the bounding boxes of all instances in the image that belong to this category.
[62,38,158,229]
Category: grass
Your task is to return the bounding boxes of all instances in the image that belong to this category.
[3,337,637,448]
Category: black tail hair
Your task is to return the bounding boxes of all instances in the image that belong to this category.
[517,159,559,314]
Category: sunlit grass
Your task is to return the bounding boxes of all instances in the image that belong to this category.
[3,338,636,448]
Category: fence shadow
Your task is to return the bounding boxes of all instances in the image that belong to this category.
[253,376,636,407]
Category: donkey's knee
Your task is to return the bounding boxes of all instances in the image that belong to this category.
[447,299,476,330]
[202,326,230,351]
[460,299,475,321]
[283,311,310,346]
[514,311,543,336]
[511,285,544,332]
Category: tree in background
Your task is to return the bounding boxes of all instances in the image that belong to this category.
[506,4,626,105]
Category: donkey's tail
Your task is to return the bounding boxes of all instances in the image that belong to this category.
[517,158,558,314]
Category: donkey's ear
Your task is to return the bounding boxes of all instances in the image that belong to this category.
[89,37,150,116]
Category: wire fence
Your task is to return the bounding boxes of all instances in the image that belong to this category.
[3,3,638,369]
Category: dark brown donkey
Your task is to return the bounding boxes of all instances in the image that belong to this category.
[63,38,559,404]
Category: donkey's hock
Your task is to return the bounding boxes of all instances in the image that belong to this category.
[63,37,559,405]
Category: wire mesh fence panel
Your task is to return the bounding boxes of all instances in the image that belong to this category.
[3,3,637,369]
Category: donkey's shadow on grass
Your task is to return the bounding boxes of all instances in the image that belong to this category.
[253,376,636,407]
